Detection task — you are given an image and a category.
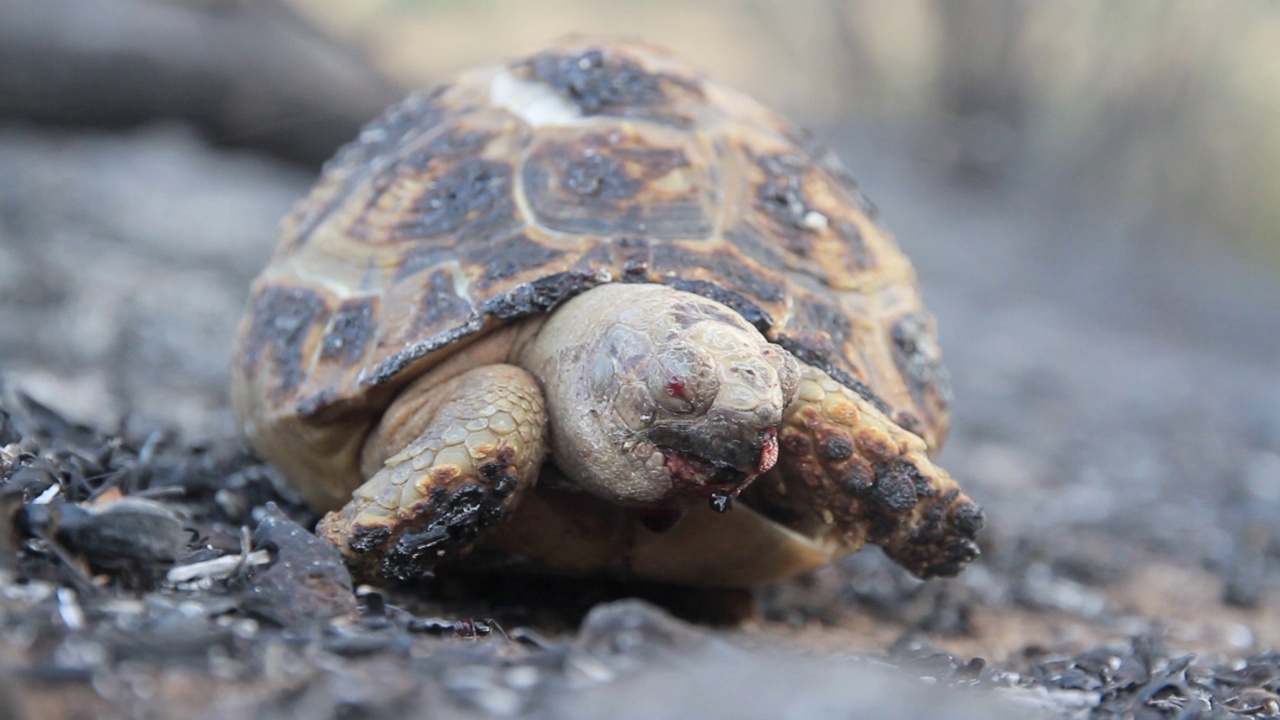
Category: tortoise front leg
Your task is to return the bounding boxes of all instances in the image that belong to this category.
[317,365,547,582]
[756,365,984,578]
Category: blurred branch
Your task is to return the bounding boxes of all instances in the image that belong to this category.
[0,0,404,168]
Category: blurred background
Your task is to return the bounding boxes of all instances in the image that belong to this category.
[300,0,1280,270]
[1,0,1279,657]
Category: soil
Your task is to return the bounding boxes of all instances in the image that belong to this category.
[1,118,1278,719]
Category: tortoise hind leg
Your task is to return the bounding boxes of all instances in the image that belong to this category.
[317,365,547,582]
[755,365,984,578]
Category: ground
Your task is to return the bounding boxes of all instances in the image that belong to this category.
[2,114,1278,719]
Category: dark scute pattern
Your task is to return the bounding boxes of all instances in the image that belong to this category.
[526,49,664,114]
[652,243,785,301]
[834,219,873,271]
[402,129,491,171]
[784,125,881,219]
[753,152,873,271]
[292,90,445,245]
[394,246,453,282]
[241,287,327,397]
[320,297,376,366]
[563,152,640,198]
[792,295,854,351]
[610,236,653,281]
[477,270,610,321]
[891,313,953,408]
[364,271,606,390]
[363,317,486,389]
[660,245,788,306]
[464,233,568,291]
[415,270,473,334]
[394,159,515,241]
[324,88,444,183]
[295,390,341,420]
[724,225,785,269]
[523,137,709,239]
[660,278,773,333]
[757,153,816,235]
[753,153,827,261]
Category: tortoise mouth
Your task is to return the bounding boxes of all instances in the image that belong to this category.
[659,446,748,493]
[656,427,780,507]
[658,447,773,517]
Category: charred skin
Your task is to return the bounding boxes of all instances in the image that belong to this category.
[316,364,546,581]
[749,366,983,578]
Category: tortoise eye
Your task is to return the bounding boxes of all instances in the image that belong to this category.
[652,352,717,415]
[655,374,695,415]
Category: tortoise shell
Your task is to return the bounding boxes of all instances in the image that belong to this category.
[231,37,951,512]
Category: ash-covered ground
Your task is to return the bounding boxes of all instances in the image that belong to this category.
[1,121,1279,719]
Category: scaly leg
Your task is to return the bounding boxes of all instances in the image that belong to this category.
[317,364,547,582]
[753,365,984,578]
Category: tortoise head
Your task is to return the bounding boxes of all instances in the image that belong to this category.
[521,283,800,512]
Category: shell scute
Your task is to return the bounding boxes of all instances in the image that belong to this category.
[788,292,855,357]
[522,126,716,239]
[743,148,877,288]
[347,115,530,249]
[463,232,569,292]
[239,286,328,402]
[649,242,786,310]
[392,158,516,242]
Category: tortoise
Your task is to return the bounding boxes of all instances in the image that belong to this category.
[230,37,983,587]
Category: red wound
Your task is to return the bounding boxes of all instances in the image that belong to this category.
[756,426,779,475]
[664,376,686,399]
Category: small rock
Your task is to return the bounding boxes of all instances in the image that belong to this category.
[239,503,357,626]
[573,600,711,671]
[23,496,190,569]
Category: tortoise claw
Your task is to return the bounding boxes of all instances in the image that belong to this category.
[758,365,984,578]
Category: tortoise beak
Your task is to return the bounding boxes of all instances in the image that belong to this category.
[755,427,779,475]
[649,417,779,478]
[649,421,780,498]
